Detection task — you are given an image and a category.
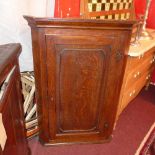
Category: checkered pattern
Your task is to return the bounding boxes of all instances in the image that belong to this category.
[88,0,133,20]
[91,12,130,20]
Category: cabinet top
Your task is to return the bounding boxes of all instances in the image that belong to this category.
[0,43,21,77]
[24,16,136,30]
[129,29,155,57]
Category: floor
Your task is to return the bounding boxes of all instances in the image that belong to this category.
[28,85,155,155]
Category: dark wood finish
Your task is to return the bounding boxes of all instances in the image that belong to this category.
[0,44,30,155]
[24,16,135,145]
[116,46,155,117]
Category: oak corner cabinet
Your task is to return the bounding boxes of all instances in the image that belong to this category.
[24,16,135,145]
[0,44,30,155]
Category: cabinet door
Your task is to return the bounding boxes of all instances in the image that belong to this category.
[44,34,124,144]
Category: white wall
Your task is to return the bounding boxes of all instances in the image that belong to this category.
[0,0,55,71]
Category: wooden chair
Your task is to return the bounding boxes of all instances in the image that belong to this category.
[80,0,136,20]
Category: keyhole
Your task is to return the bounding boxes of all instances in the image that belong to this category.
[104,122,109,128]
[115,51,123,61]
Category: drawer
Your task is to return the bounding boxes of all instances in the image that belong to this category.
[125,55,155,89]
[127,49,155,71]
[120,70,150,113]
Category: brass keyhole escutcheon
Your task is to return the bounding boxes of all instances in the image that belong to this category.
[104,122,109,128]
[116,51,123,61]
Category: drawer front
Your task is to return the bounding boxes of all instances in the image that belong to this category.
[125,54,155,89]
[128,49,155,71]
[120,70,150,113]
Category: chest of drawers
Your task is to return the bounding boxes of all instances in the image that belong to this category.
[117,43,155,117]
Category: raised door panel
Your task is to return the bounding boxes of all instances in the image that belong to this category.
[45,34,122,144]
[59,48,106,132]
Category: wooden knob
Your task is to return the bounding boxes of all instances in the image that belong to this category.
[150,59,154,64]
[133,90,136,94]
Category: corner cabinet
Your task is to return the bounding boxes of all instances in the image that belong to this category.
[24,16,135,145]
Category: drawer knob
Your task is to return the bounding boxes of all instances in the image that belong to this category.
[134,72,140,78]
[150,59,154,64]
[146,74,151,80]
[129,90,136,97]
[133,90,136,94]
[129,92,133,97]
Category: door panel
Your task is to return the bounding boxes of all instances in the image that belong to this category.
[45,35,116,142]
[59,48,106,132]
